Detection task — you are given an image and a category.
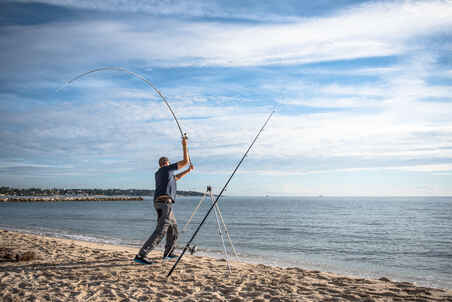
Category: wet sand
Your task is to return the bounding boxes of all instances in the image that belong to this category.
[1,229,451,301]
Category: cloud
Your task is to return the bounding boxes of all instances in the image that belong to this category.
[249,163,452,176]
[9,0,354,22]
[14,0,225,19]
[279,97,384,108]
[0,162,73,169]
[2,49,451,184]
[2,0,452,77]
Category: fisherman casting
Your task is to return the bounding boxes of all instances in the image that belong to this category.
[59,68,274,273]
[134,135,194,265]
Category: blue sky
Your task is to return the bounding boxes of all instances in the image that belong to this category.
[1,0,451,196]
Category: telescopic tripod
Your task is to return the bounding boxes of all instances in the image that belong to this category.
[181,185,240,273]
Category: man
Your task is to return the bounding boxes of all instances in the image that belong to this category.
[134,135,194,264]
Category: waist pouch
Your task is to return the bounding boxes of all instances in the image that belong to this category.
[155,195,174,203]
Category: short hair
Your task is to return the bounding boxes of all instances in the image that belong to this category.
[159,156,169,167]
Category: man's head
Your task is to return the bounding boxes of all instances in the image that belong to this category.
[159,156,169,167]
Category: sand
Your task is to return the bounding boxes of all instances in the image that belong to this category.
[1,229,451,302]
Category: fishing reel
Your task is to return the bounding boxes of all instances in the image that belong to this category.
[188,245,198,255]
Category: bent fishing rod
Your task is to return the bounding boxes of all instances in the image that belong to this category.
[58,67,187,139]
[167,109,276,278]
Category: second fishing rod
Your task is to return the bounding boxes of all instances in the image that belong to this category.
[167,109,276,278]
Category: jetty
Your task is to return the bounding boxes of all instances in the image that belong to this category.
[0,196,143,203]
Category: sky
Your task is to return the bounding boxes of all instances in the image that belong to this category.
[0,0,451,196]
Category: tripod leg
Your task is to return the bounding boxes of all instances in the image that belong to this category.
[214,203,240,261]
[182,190,208,233]
[213,199,232,273]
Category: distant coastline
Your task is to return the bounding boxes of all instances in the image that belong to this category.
[0,186,204,202]
[0,196,144,202]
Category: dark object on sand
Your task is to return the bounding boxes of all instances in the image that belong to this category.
[0,248,36,262]
[0,247,15,260]
[16,251,36,261]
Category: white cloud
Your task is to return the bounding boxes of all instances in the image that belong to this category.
[259,163,452,176]
[320,84,387,97]
[0,162,73,169]
[253,52,452,167]
[301,67,401,77]
[11,0,338,23]
[279,97,384,108]
[2,50,451,184]
[17,0,225,19]
[396,163,452,172]
[3,1,452,72]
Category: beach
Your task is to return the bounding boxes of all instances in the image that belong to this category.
[1,229,451,302]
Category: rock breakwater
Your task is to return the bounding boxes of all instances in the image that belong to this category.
[0,196,144,202]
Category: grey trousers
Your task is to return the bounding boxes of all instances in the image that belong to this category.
[138,200,179,258]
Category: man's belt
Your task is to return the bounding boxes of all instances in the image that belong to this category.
[155,195,174,203]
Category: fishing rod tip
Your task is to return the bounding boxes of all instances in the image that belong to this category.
[56,82,70,93]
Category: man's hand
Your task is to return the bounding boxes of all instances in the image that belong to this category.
[189,163,195,171]
[182,135,188,147]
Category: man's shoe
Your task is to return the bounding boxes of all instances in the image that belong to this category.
[163,253,179,260]
[133,255,153,265]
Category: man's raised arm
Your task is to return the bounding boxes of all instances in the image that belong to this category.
[177,135,190,170]
[175,162,194,181]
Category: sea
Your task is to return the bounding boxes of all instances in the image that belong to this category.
[0,196,451,289]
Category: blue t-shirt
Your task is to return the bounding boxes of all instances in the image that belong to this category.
[154,163,178,202]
